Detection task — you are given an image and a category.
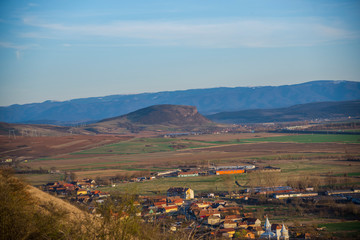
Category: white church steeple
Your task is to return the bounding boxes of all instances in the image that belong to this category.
[280,223,289,240]
[260,216,276,239]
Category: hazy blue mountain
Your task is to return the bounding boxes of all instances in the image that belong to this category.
[206,100,360,123]
[1,80,359,124]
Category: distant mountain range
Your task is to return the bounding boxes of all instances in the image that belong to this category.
[206,100,360,123]
[0,80,359,125]
[2,100,360,136]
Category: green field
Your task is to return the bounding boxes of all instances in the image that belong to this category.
[71,138,215,155]
[318,221,360,232]
[101,174,247,195]
[318,221,360,238]
[334,172,360,177]
[239,134,360,144]
[69,134,359,156]
[248,152,345,161]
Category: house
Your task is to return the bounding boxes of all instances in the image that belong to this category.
[219,206,242,215]
[251,226,265,237]
[167,197,184,206]
[215,205,225,211]
[326,189,355,195]
[218,228,236,238]
[224,215,242,222]
[63,183,75,191]
[76,178,96,189]
[245,218,261,227]
[237,221,248,229]
[206,215,221,225]
[177,171,199,177]
[213,200,227,206]
[196,209,221,219]
[244,230,256,239]
[163,205,178,213]
[167,187,194,200]
[77,189,88,196]
[154,201,167,208]
[193,201,212,209]
[243,212,254,218]
[223,220,237,229]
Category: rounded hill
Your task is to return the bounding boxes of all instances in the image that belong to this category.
[101,104,211,126]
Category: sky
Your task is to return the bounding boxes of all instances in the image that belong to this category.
[0,0,359,106]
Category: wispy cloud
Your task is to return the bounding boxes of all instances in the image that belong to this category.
[20,17,359,48]
[0,42,38,59]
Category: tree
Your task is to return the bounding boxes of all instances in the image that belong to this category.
[69,172,77,182]
[234,229,248,239]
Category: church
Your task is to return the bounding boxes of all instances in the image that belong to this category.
[259,216,289,240]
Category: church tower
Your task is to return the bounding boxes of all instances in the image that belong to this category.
[260,216,276,239]
[280,223,289,240]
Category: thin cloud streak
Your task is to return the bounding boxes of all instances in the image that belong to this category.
[21,17,359,48]
[0,42,39,59]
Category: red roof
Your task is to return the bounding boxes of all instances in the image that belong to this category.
[164,205,178,210]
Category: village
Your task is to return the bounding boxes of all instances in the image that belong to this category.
[41,164,360,239]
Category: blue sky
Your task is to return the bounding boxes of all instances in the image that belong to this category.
[0,0,359,106]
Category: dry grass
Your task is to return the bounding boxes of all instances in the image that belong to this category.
[27,185,90,222]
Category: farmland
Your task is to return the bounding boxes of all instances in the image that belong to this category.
[318,221,360,239]
[4,132,356,190]
[101,174,248,195]
[72,137,215,155]
[238,134,360,144]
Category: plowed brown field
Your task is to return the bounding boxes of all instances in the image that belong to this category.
[0,135,132,159]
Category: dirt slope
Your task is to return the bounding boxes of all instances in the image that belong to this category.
[27,185,90,222]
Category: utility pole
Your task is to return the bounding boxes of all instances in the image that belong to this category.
[8,130,16,139]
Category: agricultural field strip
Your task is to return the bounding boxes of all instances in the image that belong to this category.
[273,161,359,174]
[248,152,348,161]
[318,221,360,232]
[50,140,87,149]
[101,174,248,194]
[59,163,176,172]
[1,146,31,154]
[333,172,360,177]
[238,134,360,144]
[67,134,360,156]
[70,138,220,155]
